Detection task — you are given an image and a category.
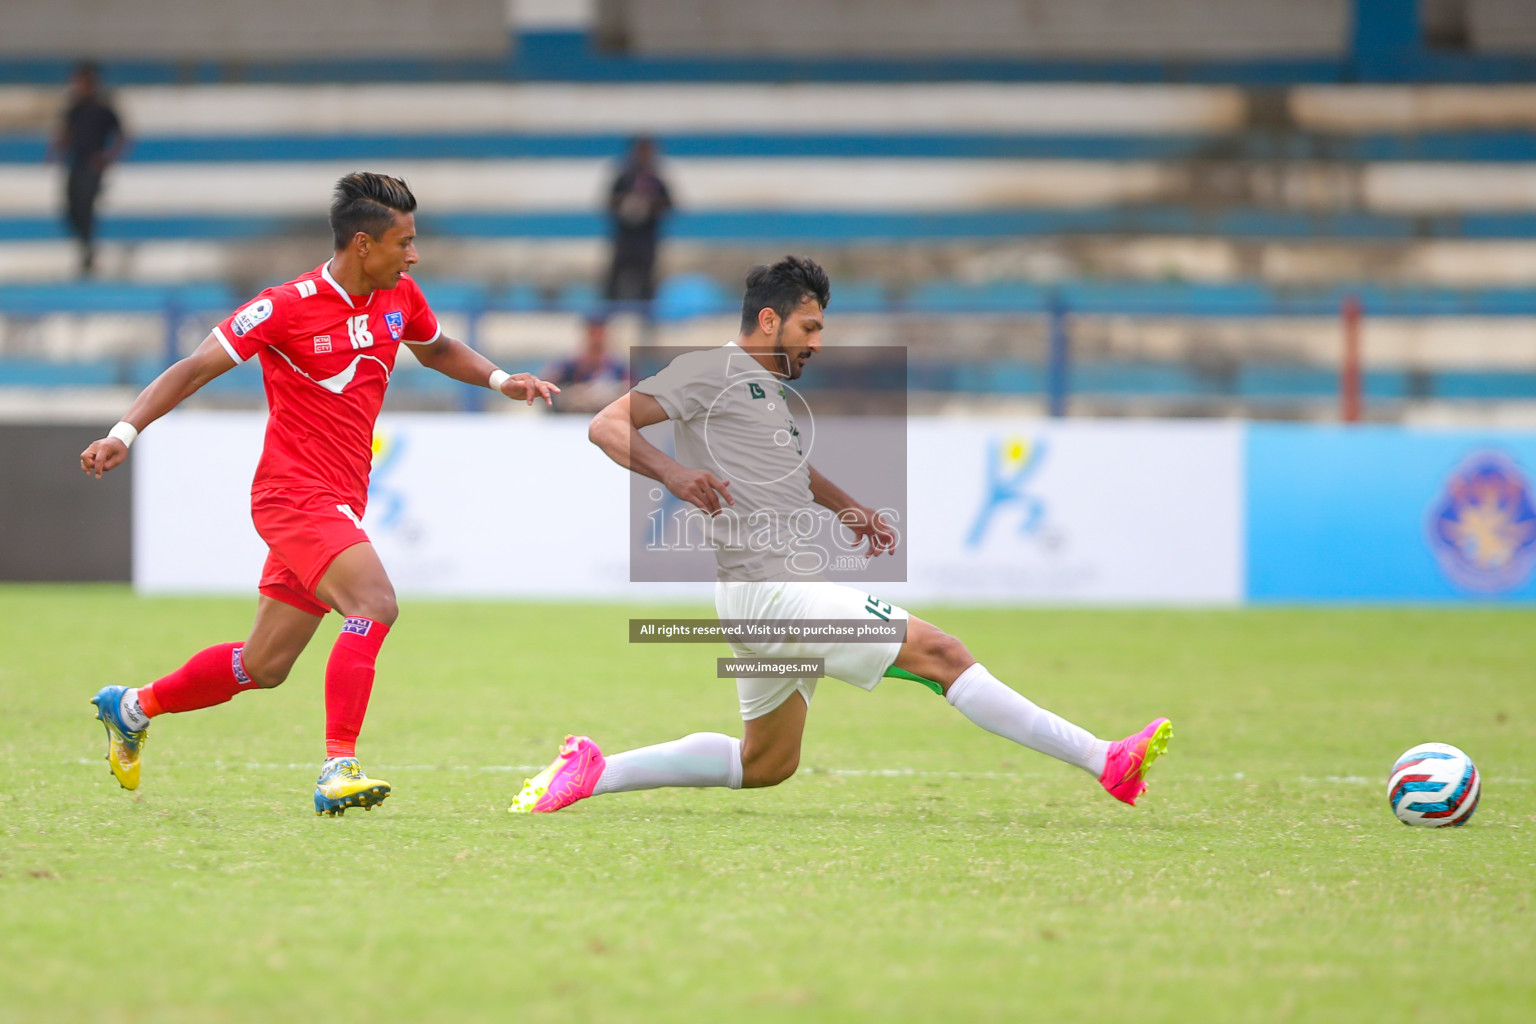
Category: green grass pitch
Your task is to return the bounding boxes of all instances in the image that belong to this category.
[2,585,1533,1023]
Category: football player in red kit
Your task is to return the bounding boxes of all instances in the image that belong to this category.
[80,171,558,815]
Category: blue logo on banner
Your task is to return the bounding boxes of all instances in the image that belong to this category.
[384,311,404,340]
[968,436,1047,547]
[1426,451,1536,593]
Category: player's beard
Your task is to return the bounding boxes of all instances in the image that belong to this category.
[772,326,803,380]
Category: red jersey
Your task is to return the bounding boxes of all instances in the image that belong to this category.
[213,261,440,504]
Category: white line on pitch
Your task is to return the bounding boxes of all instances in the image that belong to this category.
[69,759,1532,785]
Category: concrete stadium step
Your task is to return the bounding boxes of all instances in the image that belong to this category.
[9,237,1536,291]
[0,83,1251,135]
[10,159,1536,219]
[9,84,1536,136]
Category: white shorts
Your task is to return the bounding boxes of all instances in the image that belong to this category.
[715,580,909,720]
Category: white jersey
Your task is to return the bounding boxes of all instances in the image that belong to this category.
[635,341,812,581]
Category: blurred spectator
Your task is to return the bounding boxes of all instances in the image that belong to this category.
[50,61,127,276]
[541,316,629,413]
[603,137,673,313]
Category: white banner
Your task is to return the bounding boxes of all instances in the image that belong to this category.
[884,419,1244,605]
[134,412,267,595]
[134,413,1242,605]
[133,411,701,601]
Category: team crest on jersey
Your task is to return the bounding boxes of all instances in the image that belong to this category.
[1426,450,1536,592]
[231,298,273,337]
[313,335,332,354]
[384,311,405,340]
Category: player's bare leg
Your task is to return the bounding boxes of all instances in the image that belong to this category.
[315,542,399,627]
[891,617,1170,806]
[90,597,317,791]
[738,691,807,788]
[310,542,397,815]
[891,617,976,689]
[509,690,810,813]
[239,597,324,688]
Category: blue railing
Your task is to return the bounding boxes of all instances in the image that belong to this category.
[4,277,1535,411]
[10,130,1536,164]
[10,208,1536,245]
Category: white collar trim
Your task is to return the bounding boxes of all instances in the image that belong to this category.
[322,259,359,308]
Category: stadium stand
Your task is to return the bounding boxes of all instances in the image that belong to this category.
[1,0,1534,421]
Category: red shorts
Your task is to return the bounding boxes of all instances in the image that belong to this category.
[251,488,370,617]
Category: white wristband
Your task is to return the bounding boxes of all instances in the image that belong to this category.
[488,369,511,391]
[107,421,138,449]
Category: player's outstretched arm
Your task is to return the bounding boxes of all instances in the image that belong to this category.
[79,331,236,478]
[410,335,559,406]
[809,464,897,556]
[589,391,734,515]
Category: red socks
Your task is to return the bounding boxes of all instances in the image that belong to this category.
[138,642,254,717]
[134,620,390,762]
[324,617,390,759]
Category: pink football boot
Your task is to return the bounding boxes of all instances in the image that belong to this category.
[1099,718,1172,806]
[509,735,606,813]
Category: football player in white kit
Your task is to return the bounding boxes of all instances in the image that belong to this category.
[510,256,1170,814]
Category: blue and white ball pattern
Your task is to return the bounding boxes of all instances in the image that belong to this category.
[1388,743,1481,827]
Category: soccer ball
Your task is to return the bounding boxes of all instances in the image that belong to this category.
[1387,743,1481,827]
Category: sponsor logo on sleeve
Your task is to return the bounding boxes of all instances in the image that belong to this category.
[231,298,274,337]
[313,335,332,354]
[385,311,404,340]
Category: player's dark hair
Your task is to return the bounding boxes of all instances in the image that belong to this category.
[330,172,417,250]
[739,256,830,333]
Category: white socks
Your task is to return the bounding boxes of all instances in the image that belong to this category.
[946,663,1109,777]
[593,732,744,795]
[584,669,1104,795]
[119,689,151,732]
